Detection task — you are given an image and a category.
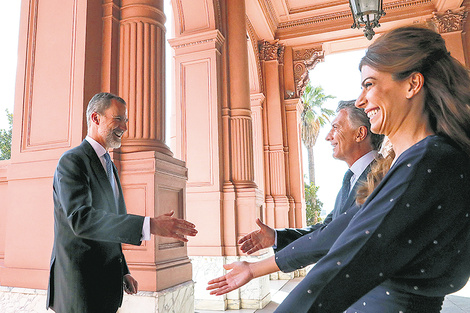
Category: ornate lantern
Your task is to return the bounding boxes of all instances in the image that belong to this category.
[349,0,386,40]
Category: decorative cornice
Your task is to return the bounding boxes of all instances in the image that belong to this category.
[277,0,433,30]
[258,0,279,32]
[286,0,345,14]
[431,8,468,33]
[168,29,225,52]
[385,0,432,11]
[258,40,285,63]
[277,10,350,29]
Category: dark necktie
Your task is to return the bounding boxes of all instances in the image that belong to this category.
[103,152,119,208]
[340,169,354,207]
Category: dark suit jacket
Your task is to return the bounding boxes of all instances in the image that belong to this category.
[47,140,145,313]
[275,135,470,312]
[275,163,372,253]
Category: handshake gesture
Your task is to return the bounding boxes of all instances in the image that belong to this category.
[207,218,280,296]
[237,218,275,254]
[150,210,198,242]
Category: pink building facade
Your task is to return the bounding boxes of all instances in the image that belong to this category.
[0,0,468,311]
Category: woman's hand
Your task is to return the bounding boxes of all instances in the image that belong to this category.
[207,261,254,296]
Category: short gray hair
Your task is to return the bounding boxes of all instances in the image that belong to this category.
[86,92,126,127]
[336,100,384,150]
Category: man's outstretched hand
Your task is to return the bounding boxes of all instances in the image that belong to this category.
[238,218,275,254]
[150,211,198,242]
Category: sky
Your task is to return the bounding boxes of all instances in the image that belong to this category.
[0,2,21,130]
[307,49,366,216]
[0,1,365,218]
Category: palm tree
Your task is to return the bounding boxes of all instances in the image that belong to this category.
[300,83,335,185]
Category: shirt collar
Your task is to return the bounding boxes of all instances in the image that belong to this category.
[349,150,378,178]
[85,136,107,158]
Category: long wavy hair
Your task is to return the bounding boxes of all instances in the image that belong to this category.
[356,26,470,203]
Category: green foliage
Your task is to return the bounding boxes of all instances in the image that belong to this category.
[0,109,13,160]
[305,182,323,226]
[300,83,336,148]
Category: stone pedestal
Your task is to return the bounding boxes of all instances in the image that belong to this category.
[116,150,192,292]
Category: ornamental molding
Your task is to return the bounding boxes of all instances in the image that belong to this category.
[258,40,285,64]
[168,30,225,51]
[247,17,264,93]
[293,49,324,98]
[293,48,322,61]
[431,7,468,33]
[277,0,433,30]
[277,10,350,29]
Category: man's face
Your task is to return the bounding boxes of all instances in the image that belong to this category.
[325,109,358,164]
[95,99,128,149]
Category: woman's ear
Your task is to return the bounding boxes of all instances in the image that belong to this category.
[406,72,424,99]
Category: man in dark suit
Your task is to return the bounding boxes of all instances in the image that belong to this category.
[47,92,198,313]
[238,100,383,255]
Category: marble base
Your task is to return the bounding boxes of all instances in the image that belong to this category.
[0,281,194,313]
[119,280,194,313]
[191,255,271,311]
[0,286,50,313]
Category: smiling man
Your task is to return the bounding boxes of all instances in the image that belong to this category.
[47,92,198,313]
[237,100,383,256]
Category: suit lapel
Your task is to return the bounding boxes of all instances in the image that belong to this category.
[81,140,118,213]
[341,162,373,213]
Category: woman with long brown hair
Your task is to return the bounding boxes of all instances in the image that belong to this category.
[208,26,470,312]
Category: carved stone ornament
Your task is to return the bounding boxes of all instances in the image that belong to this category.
[432,8,468,33]
[258,40,285,64]
[293,49,324,98]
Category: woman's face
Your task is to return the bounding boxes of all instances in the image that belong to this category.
[355,65,413,136]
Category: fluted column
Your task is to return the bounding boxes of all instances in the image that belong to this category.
[119,0,171,155]
[226,0,258,247]
[227,0,255,188]
[259,40,290,228]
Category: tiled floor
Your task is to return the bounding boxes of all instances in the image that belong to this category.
[196,278,470,313]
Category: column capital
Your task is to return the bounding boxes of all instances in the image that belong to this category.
[432,8,468,33]
[258,40,285,64]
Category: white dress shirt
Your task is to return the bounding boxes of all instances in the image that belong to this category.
[85,136,151,241]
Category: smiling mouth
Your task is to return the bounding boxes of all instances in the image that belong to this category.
[113,130,124,138]
[367,108,379,119]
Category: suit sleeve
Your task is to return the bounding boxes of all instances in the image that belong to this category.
[275,204,360,271]
[275,211,334,252]
[275,140,470,312]
[55,151,144,245]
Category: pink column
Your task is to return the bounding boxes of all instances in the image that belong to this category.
[119,0,171,155]
[225,0,259,253]
[283,46,306,228]
[113,0,192,292]
[285,99,306,228]
[259,40,290,228]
